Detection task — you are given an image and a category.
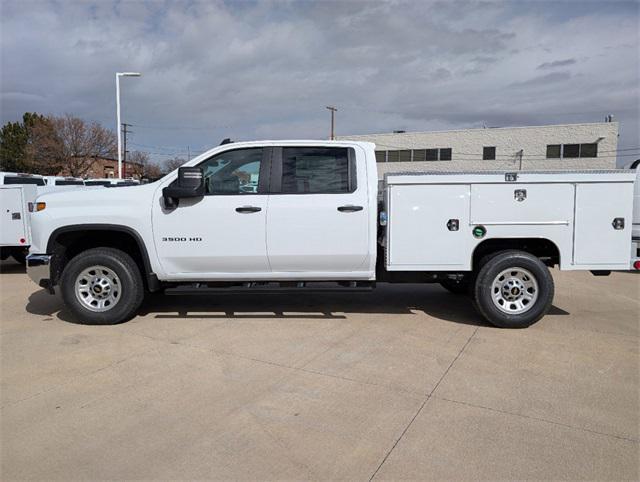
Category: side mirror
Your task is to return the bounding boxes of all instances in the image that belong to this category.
[162,167,205,208]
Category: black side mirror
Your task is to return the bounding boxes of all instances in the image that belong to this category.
[162,167,205,208]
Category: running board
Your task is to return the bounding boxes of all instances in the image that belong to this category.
[164,281,375,295]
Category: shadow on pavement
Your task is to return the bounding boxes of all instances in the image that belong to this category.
[0,260,26,274]
[25,282,570,327]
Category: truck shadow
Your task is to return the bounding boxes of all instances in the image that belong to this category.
[0,260,25,274]
[25,283,569,327]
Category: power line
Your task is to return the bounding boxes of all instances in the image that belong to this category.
[129,122,234,131]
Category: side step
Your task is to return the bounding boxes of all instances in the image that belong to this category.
[164,281,375,296]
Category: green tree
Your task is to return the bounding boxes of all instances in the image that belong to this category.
[0,112,49,172]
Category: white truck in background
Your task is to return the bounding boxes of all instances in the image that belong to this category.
[25,141,639,328]
[1,184,38,264]
[624,160,640,245]
[0,172,91,263]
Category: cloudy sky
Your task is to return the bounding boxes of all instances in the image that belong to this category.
[1,0,639,165]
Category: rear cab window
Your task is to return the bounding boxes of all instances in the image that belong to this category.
[277,147,356,194]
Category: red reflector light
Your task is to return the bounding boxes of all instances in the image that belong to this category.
[634,261,640,270]
[19,238,26,244]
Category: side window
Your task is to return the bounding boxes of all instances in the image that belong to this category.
[4,177,45,186]
[280,147,355,194]
[199,148,263,195]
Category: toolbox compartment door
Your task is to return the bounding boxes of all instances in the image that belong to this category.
[0,187,27,246]
[388,184,470,269]
[573,183,634,266]
[470,183,574,225]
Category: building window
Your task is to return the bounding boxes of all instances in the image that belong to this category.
[375,151,386,163]
[579,143,598,157]
[483,146,496,160]
[413,150,426,162]
[563,144,580,158]
[439,148,452,161]
[425,149,438,161]
[546,145,561,158]
[398,150,411,162]
[387,151,400,162]
[546,143,598,159]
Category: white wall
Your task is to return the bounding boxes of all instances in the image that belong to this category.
[339,122,618,175]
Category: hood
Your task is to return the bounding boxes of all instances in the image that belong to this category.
[36,182,155,205]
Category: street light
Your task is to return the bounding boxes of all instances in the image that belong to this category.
[116,72,141,179]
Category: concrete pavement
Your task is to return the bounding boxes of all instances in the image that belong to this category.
[1,259,638,480]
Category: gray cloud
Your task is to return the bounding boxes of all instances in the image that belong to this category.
[509,71,572,88]
[0,0,638,165]
[537,58,577,69]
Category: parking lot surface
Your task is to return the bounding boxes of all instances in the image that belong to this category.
[1,259,638,480]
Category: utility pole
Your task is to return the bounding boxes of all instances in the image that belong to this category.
[122,123,132,178]
[518,149,524,171]
[187,146,191,161]
[326,106,337,140]
[115,72,141,178]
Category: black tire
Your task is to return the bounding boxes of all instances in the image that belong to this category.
[60,247,144,325]
[11,248,28,265]
[440,277,471,295]
[473,250,554,328]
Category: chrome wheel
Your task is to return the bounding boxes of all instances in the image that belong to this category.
[491,267,538,315]
[74,265,121,312]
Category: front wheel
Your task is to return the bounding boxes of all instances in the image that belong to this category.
[473,250,554,328]
[60,247,144,325]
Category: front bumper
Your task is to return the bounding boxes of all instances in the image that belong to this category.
[26,254,53,292]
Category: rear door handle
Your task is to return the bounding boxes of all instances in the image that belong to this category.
[337,205,364,213]
[235,206,262,213]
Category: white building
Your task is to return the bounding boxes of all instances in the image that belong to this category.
[338,121,618,174]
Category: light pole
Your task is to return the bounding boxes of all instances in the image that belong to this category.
[116,72,141,178]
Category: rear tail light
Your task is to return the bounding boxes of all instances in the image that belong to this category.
[634,260,640,270]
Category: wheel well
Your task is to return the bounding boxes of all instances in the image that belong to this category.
[472,238,560,269]
[48,227,151,288]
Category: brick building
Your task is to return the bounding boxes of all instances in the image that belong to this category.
[57,156,143,180]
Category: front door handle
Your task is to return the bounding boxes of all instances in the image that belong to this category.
[337,205,363,213]
[235,206,262,213]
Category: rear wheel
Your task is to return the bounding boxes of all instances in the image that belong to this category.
[60,247,144,325]
[473,250,554,328]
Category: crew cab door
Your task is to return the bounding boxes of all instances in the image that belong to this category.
[152,147,270,278]
[266,146,371,275]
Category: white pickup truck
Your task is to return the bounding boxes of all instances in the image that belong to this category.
[25,141,639,328]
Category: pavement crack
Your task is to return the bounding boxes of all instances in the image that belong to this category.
[368,327,478,481]
[435,396,640,444]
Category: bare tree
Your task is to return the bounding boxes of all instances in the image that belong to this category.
[164,156,186,173]
[50,114,117,177]
[127,150,163,179]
